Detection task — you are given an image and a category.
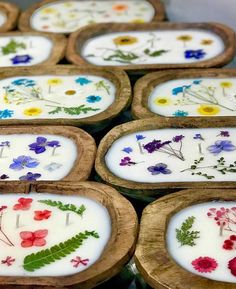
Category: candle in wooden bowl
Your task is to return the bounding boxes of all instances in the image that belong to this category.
[95,118,236,200]
[0,181,137,288]
[132,68,236,120]
[66,22,235,74]
[0,32,66,67]
[0,2,19,32]
[18,0,165,34]
[135,189,236,289]
[0,65,131,131]
[0,126,96,182]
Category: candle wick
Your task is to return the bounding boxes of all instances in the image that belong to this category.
[16,214,20,229]
[138,142,144,154]
[66,213,70,226]
[198,143,203,155]
[220,221,224,236]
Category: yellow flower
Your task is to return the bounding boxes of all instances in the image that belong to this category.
[65,90,76,95]
[177,35,192,42]
[197,105,220,116]
[113,35,138,46]
[220,81,233,88]
[154,97,171,106]
[47,78,63,86]
[201,39,213,45]
[3,95,9,104]
[24,107,42,116]
[41,7,57,14]
[131,18,145,24]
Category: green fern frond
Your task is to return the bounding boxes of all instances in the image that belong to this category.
[38,200,86,216]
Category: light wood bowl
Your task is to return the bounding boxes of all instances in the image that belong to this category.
[0,2,19,32]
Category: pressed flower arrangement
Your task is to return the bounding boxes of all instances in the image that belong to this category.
[135,189,236,289]
[0,182,137,288]
[67,22,235,73]
[18,0,165,34]
[132,68,236,119]
[95,118,236,200]
[0,2,19,32]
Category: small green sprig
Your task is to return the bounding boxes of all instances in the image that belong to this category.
[1,39,26,55]
[38,200,86,216]
[176,216,200,246]
[47,105,100,115]
[95,80,111,95]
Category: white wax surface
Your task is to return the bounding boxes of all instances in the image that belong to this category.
[0,11,6,27]
[30,0,155,33]
[0,36,53,67]
[0,193,111,276]
[105,128,236,183]
[81,30,225,66]
[0,134,77,181]
[0,75,115,119]
[167,202,236,283]
[148,78,236,117]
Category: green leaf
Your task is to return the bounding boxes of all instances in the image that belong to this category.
[144,49,168,57]
[48,106,62,115]
[176,216,200,246]
[23,230,99,272]
[48,105,100,115]
[2,39,26,55]
[38,200,86,216]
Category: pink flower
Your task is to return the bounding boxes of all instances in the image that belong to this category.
[13,198,33,210]
[191,256,218,273]
[34,210,52,221]
[0,206,7,212]
[71,256,89,268]
[228,257,236,276]
[1,256,15,266]
[20,230,48,248]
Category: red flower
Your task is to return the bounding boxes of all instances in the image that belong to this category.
[191,256,218,273]
[223,235,236,250]
[1,256,15,266]
[20,230,48,248]
[13,198,33,210]
[34,210,52,221]
[228,257,236,276]
[0,205,7,212]
[71,256,89,268]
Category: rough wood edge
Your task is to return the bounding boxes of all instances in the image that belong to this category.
[95,118,236,191]
[66,22,236,72]
[134,188,236,289]
[0,2,20,32]
[132,68,236,119]
[0,181,138,288]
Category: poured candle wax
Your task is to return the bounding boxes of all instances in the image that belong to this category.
[82,30,224,66]
[0,75,115,119]
[0,11,6,27]
[167,202,236,283]
[105,128,236,183]
[30,0,155,33]
[0,36,53,67]
[0,134,77,181]
[0,193,111,276]
[148,78,236,117]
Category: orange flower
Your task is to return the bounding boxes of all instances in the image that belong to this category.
[112,4,128,11]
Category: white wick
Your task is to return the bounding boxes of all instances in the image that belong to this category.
[16,214,20,229]
[66,213,70,226]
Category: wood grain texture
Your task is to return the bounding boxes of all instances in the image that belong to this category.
[66,22,235,73]
[134,189,236,289]
[18,0,166,34]
[0,125,96,182]
[0,65,131,128]
[95,118,236,197]
[132,68,236,120]
[0,181,138,288]
[0,32,66,67]
[0,2,19,32]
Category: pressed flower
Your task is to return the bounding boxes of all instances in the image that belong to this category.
[228,257,236,276]
[11,55,32,65]
[154,97,171,106]
[75,77,92,86]
[192,257,218,273]
[112,4,128,11]
[177,35,192,42]
[184,49,206,60]
[0,109,14,119]
[71,256,89,268]
[173,135,185,142]
[201,39,213,45]
[207,140,236,155]
[20,229,48,248]
[1,256,15,266]
[136,134,145,141]
[47,78,63,86]
[113,35,138,46]
[0,174,9,180]
[122,147,133,154]
[0,206,7,212]
[119,157,136,166]
[23,107,42,116]
[86,95,101,103]
[65,90,76,95]
[34,210,52,221]
[19,172,41,181]
[193,133,204,141]
[12,78,36,87]
[29,136,61,154]
[197,105,220,116]
[147,163,172,175]
[172,85,191,95]
[13,198,33,210]
[172,110,188,117]
[220,81,233,88]
[192,80,202,85]
[9,155,39,170]
[0,141,10,147]
[217,131,230,137]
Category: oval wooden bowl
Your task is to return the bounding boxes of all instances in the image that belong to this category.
[0,181,138,288]
[134,188,236,289]
[95,118,236,200]
[0,125,96,182]
[0,2,19,32]
[66,22,235,74]
[0,65,131,130]
[132,68,236,120]
[18,0,166,34]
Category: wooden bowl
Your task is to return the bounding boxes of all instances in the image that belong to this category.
[0,2,19,32]
[0,32,66,67]
[135,189,236,289]
[132,68,236,120]
[66,22,235,74]
[18,0,165,34]
[95,118,236,200]
[0,125,96,182]
[0,181,138,288]
[0,65,131,131]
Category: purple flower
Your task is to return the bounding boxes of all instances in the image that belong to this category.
[11,55,33,65]
[29,137,60,154]
[122,147,133,154]
[0,141,10,147]
[173,135,185,142]
[143,140,171,153]
[9,155,39,171]
[19,172,41,181]
[218,131,230,137]
[0,174,9,180]
[119,157,136,166]
[185,49,206,60]
[193,134,204,141]
[136,134,145,141]
[207,140,236,155]
[147,163,172,175]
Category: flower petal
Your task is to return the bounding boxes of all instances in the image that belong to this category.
[20,231,33,240]
[21,240,33,248]
[33,238,46,247]
[34,229,48,238]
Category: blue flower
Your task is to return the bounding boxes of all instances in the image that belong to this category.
[0,141,10,147]
[136,134,146,141]
[193,133,204,141]
[9,155,39,171]
[122,147,133,154]
[0,109,14,119]
[0,174,9,180]
[29,137,60,154]
[184,49,206,60]
[11,55,33,65]
[172,110,189,117]
[86,95,101,103]
[207,140,236,155]
[172,85,191,95]
[147,163,172,175]
[11,78,36,87]
[193,80,202,85]
[19,172,41,181]
[75,77,92,86]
